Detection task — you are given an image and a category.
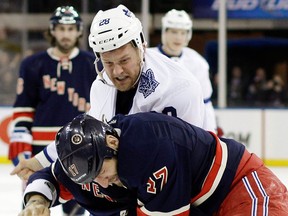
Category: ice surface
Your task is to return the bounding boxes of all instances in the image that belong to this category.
[1,164,287,216]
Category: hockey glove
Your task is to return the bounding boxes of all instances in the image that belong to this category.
[217,126,224,137]
[9,142,32,166]
[9,129,33,166]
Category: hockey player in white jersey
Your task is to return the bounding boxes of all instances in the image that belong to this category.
[12,5,208,183]
[150,9,219,134]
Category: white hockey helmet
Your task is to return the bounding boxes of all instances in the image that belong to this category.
[161,9,193,45]
[88,4,146,55]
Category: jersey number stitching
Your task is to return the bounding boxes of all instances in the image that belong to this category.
[147,166,168,194]
[162,106,177,117]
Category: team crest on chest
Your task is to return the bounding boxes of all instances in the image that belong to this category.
[138,69,159,98]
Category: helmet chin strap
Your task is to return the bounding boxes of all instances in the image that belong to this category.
[94,57,115,88]
[131,48,144,89]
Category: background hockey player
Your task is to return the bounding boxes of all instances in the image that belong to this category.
[150,9,222,135]
[8,6,96,215]
[19,112,288,215]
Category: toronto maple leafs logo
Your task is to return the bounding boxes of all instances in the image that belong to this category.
[138,69,159,98]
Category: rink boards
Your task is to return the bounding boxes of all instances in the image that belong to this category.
[0,107,287,166]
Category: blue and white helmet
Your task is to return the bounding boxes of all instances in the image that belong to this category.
[88,4,146,54]
[50,6,83,32]
[161,9,193,45]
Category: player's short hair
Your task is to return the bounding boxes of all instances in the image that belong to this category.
[56,114,118,184]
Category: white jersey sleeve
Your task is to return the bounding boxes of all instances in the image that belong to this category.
[35,141,57,168]
[203,101,217,132]
[166,47,213,101]
[88,74,117,121]
[24,179,56,206]
[180,48,217,131]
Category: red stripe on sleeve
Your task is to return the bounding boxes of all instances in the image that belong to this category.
[191,133,223,203]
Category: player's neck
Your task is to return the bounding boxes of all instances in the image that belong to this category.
[52,47,73,58]
[161,45,182,57]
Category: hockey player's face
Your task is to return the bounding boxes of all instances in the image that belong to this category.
[100,43,142,91]
[163,28,188,56]
[52,24,80,53]
[94,158,123,188]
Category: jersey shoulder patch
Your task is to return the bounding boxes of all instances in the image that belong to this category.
[138,69,160,98]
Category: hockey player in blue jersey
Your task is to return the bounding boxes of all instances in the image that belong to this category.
[19,112,288,216]
[8,6,96,215]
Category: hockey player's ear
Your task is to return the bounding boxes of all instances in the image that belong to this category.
[106,135,119,150]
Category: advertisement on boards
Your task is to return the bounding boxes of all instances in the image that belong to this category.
[0,107,287,165]
[264,109,288,164]
[193,0,288,19]
[0,107,13,163]
[215,109,263,157]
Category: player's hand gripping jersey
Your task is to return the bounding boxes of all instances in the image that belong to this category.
[36,49,206,165]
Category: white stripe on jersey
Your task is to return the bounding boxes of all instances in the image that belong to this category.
[242,171,269,216]
[192,139,228,206]
[252,171,269,216]
[138,202,190,216]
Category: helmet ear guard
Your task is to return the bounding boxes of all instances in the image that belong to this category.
[56,114,118,184]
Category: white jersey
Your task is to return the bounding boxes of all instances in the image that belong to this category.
[36,49,206,166]
[150,46,217,131]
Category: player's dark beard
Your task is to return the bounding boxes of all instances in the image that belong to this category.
[55,40,75,54]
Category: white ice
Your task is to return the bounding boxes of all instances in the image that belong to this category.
[0,164,89,216]
[0,164,287,216]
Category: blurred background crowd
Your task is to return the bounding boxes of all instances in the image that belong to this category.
[0,0,288,107]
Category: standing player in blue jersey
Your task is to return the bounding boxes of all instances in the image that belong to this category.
[18,112,288,215]
[8,6,96,216]
[150,9,221,135]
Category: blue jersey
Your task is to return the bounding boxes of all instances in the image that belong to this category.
[10,48,97,155]
[29,162,137,216]
[111,112,245,215]
[26,112,245,215]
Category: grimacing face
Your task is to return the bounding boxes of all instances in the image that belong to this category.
[94,158,123,188]
[52,24,80,53]
[100,43,142,92]
[162,28,189,56]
